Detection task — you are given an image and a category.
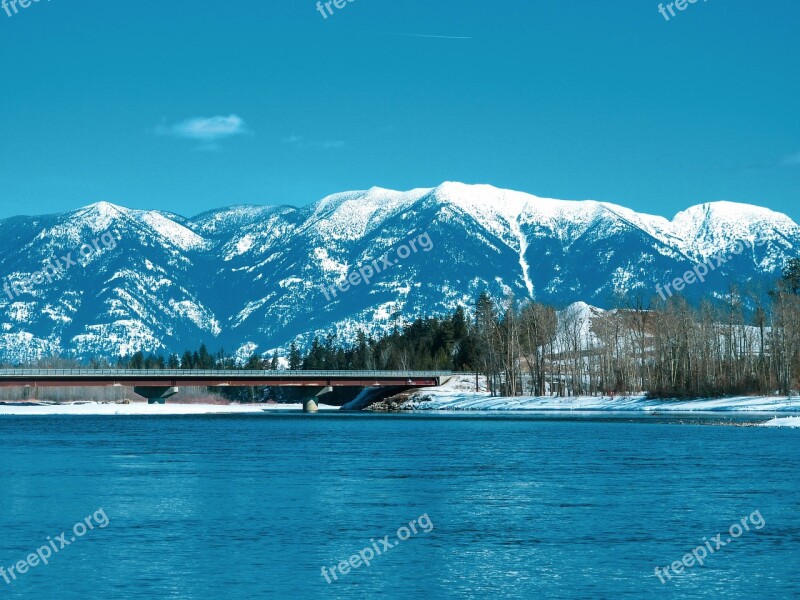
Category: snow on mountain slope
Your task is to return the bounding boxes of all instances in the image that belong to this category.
[304,186,430,242]
[0,183,797,361]
[0,202,221,362]
[189,205,297,238]
[670,201,799,268]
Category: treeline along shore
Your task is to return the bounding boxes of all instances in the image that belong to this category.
[5,260,799,403]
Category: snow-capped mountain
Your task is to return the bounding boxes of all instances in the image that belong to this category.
[0,182,797,362]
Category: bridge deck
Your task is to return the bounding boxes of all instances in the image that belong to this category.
[0,369,452,388]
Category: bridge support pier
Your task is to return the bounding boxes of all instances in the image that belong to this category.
[133,386,179,404]
[303,386,333,413]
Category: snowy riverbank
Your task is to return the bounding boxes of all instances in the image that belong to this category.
[405,392,800,412]
[0,402,339,416]
[406,376,800,413]
[761,417,800,428]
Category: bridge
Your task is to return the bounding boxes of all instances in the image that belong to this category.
[0,369,452,407]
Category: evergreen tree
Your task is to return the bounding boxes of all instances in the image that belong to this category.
[197,343,213,369]
[288,342,302,370]
[129,351,144,369]
[245,353,263,370]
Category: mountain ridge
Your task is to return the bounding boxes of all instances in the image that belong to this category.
[0,182,797,362]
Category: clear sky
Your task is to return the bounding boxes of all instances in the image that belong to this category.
[0,0,798,222]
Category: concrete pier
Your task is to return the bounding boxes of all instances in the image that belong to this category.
[303,386,334,412]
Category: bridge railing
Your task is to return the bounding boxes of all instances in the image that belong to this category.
[0,369,458,378]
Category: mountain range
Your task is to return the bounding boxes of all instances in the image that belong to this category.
[1,182,798,362]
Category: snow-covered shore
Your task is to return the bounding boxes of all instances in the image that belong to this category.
[761,417,800,428]
[0,402,339,416]
[405,391,800,412]
[2,375,798,421]
[406,376,800,413]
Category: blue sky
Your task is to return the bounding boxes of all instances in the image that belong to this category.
[0,0,798,222]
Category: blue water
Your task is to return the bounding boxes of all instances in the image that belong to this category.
[0,413,798,599]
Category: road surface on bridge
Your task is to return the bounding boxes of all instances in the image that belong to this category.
[0,369,452,388]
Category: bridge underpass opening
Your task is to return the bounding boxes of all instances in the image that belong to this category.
[133,386,179,405]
